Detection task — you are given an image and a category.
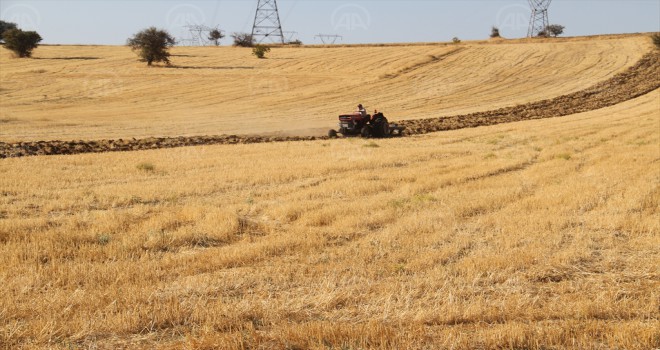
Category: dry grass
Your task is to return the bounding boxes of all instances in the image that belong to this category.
[0,35,653,142]
[1,87,658,349]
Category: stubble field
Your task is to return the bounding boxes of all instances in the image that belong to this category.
[1,34,659,349]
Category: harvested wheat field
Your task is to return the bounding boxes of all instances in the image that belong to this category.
[0,35,653,142]
[1,33,660,350]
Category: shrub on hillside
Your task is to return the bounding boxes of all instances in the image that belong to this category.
[127,27,176,66]
[208,29,224,46]
[545,24,565,37]
[490,26,501,38]
[232,32,254,47]
[0,20,17,43]
[452,37,461,44]
[2,29,42,58]
[252,44,271,59]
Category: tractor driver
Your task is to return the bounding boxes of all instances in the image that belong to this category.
[357,104,367,117]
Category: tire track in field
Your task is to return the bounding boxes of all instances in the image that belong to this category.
[0,51,658,159]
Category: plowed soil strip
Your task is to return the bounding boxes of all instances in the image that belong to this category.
[1,51,658,159]
[400,51,660,135]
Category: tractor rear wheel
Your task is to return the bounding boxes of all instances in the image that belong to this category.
[381,122,390,138]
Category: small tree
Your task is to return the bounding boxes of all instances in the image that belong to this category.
[2,29,42,58]
[545,24,565,37]
[490,26,500,38]
[232,32,254,47]
[452,37,461,44]
[208,29,224,46]
[252,44,271,59]
[537,30,548,38]
[652,33,660,49]
[0,20,17,43]
[127,27,175,66]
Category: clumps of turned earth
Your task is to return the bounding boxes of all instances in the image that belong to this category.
[0,136,321,158]
[400,51,660,134]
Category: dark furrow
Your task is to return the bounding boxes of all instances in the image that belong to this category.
[401,51,660,135]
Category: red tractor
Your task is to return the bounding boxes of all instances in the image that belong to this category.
[328,112,405,138]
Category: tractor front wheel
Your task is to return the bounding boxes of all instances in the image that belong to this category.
[361,126,372,138]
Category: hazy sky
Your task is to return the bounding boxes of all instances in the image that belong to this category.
[1,0,658,45]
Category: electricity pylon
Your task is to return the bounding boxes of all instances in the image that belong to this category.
[251,0,285,44]
[528,0,552,37]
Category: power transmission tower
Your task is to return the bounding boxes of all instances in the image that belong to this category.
[183,24,216,46]
[283,31,299,43]
[315,34,343,45]
[251,0,285,44]
[527,0,552,37]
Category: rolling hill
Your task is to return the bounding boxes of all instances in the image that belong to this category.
[0,34,653,142]
[0,34,658,349]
